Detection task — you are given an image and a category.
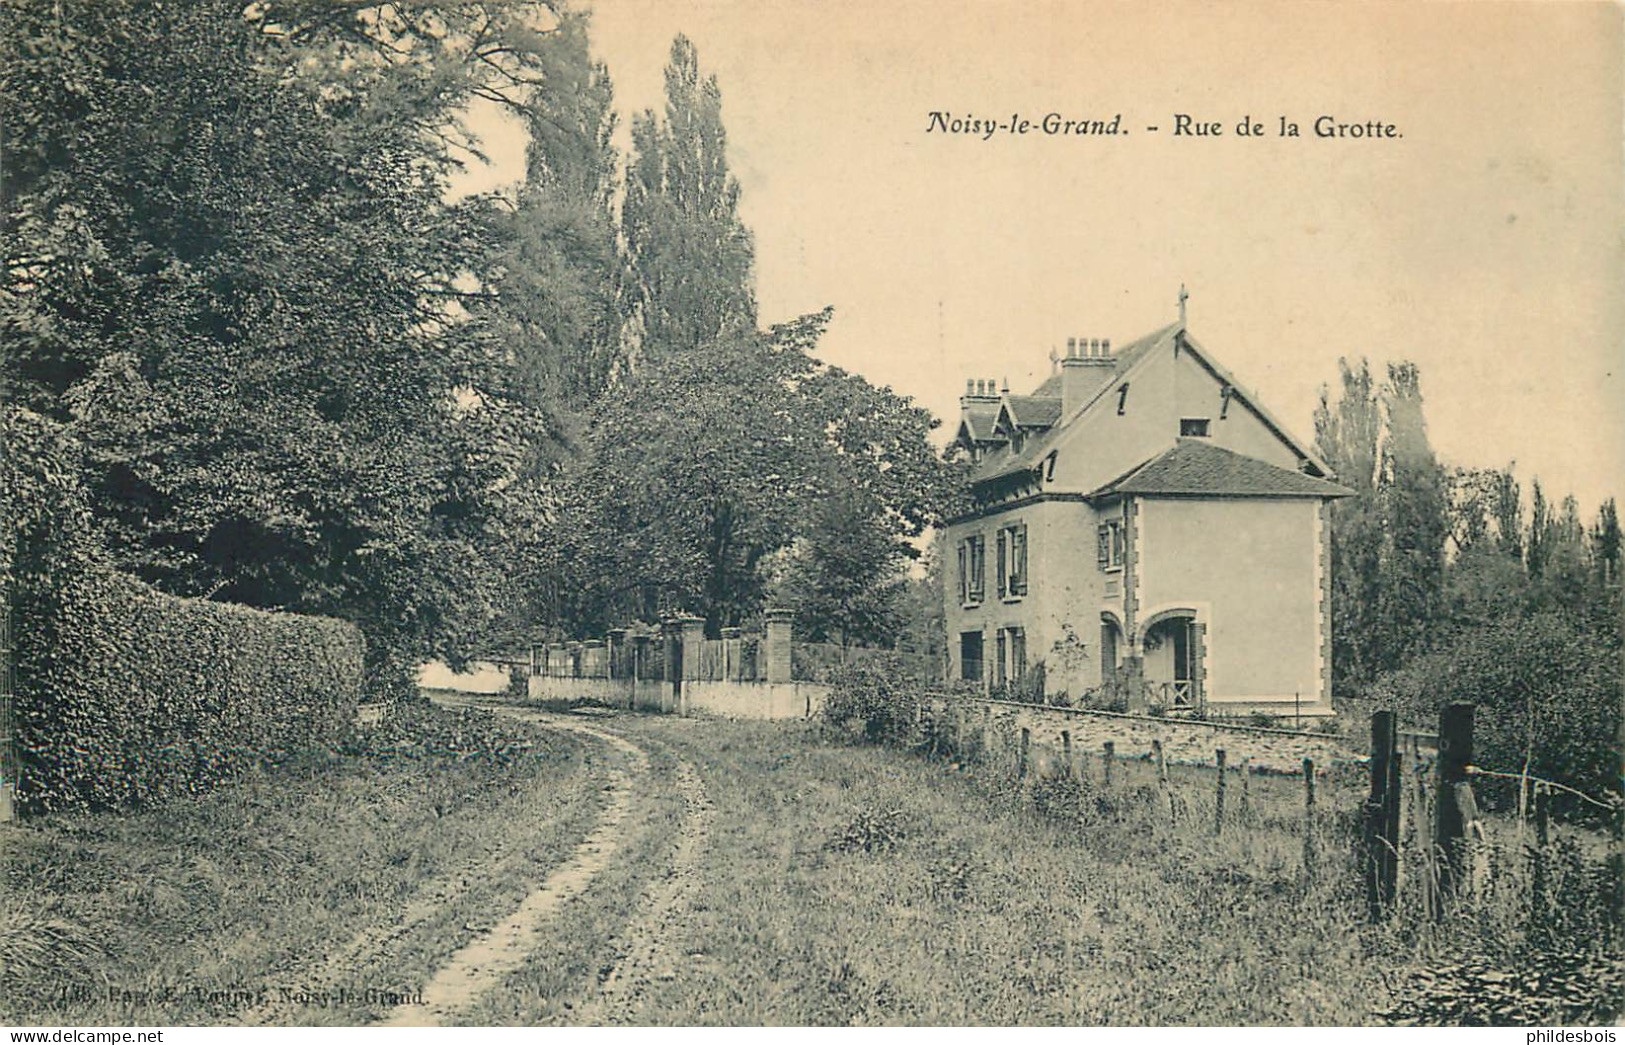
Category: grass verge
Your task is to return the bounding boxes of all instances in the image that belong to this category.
[570,715,1385,1025]
[0,697,605,1026]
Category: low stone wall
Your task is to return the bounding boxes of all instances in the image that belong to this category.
[528,674,676,713]
[970,699,1358,775]
[632,679,672,713]
[685,680,828,720]
[527,674,822,719]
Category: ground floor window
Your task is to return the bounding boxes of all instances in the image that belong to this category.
[993,626,1026,690]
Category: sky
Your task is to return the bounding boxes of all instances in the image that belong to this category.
[458,0,1624,517]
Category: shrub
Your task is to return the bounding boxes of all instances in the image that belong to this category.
[4,409,364,814]
[821,663,920,745]
[1372,609,1620,820]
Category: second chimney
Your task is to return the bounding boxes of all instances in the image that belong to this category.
[1060,336,1116,415]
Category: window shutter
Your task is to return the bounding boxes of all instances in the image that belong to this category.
[1013,525,1028,595]
[957,542,967,603]
[1097,525,1110,567]
[996,529,1007,598]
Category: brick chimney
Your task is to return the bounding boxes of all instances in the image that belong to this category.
[959,376,1002,411]
[1059,336,1116,415]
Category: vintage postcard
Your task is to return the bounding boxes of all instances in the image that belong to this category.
[2,0,1620,1034]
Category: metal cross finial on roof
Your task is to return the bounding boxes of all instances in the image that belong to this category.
[1178,283,1189,327]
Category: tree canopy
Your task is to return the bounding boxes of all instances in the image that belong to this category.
[2,0,573,687]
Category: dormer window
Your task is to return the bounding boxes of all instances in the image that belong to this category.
[1180,418,1211,438]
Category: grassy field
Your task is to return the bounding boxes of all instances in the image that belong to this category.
[547,713,1382,1025]
[0,698,606,1026]
[3,696,1616,1026]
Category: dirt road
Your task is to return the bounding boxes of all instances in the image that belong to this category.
[375,699,712,1027]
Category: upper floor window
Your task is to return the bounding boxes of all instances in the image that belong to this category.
[1097,518,1125,571]
[957,533,987,604]
[996,522,1029,599]
[1180,417,1211,437]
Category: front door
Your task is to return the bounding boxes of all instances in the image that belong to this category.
[1170,620,1195,708]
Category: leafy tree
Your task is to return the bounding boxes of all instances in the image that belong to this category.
[1590,497,1621,587]
[546,309,952,638]
[1373,361,1449,672]
[762,488,909,648]
[1314,358,1384,687]
[1378,610,1620,818]
[1528,479,1556,580]
[484,7,626,437]
[1490,465,1524,559]
[1,0,567,689]
[622,34,756,362]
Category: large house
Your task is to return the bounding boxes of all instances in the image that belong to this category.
[943,308,1351,718]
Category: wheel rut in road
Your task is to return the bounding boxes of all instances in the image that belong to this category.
[375,710,648,1027]
[571,752,714,1025]
[376,701,713,1028]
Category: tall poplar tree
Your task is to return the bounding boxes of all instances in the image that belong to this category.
[487,8,626,429]
[1373,361,1449,671]
[622,34,757,362]
[1314,358,1384,687]
[1,0,566,688]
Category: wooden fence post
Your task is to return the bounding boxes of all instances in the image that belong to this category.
[1530,781,1551,935]
[1408,734,1436,921]
[1103,741,1115,789]
[1365,711,1400,921]
[1214,748,1227,835]
[1434,701,1475,916]
[1302,757,1317,874]
[1018,727,1030,781]
[1239,756,1252,823]
[1152,738,1172,821]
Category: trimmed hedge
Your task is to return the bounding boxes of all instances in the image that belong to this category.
[4,408,364,814]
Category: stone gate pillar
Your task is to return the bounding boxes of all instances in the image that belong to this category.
[606,628,627,680]
[678,615,706,715]
[763,607,793,684]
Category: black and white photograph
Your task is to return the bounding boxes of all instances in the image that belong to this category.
[1,0,1621,1032]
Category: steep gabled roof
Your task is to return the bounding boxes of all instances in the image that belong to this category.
[1091,439,1354,499]
[956,401,1003,445]
[971,322,1182,484]
[1001,395,1062,429]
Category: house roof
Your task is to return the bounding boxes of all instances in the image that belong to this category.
[956,402,1003,444]
[1091,439,1354,499]
[972,321,1182,483]
[1001,395,1062,429]
[1030,372,1062,398]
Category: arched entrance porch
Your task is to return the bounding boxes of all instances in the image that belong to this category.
[1140,608,1205,711]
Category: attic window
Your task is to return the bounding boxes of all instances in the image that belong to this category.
[1180,418,1211,438]
[1116,382,1130,416]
